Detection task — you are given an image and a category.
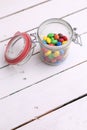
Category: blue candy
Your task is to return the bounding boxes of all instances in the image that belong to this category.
[60,49,65,55]
[56,42,62,46]
[43,40,47,44]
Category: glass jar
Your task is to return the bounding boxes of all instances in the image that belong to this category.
[37,18,81,65]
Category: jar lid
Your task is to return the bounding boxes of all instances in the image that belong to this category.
[5,32,32,64]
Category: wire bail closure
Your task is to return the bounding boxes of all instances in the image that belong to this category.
[30,32,38,43]
[72,28,82,46]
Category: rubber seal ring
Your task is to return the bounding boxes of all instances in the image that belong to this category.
[5,32,32,64]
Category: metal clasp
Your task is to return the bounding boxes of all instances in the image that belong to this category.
[30,32,38,43]
[72,28,82,46]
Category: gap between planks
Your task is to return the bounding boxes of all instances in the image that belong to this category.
[11,93,87,130]
[0,0,51,20]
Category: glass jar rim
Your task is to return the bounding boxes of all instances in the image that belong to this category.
[37,18,73,50]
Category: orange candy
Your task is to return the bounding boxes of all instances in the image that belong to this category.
[54,34,59,40]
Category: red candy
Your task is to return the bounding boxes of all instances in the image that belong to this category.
[59,38,64,42]
[49,44,55,46]
[63,36,68,41]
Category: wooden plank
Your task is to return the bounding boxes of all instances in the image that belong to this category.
[17,97,87,130]
[0,61,87,130]
[64,10,87,35]
[0,0,49,18]
[0,33,87,98]
[0,0,87,42]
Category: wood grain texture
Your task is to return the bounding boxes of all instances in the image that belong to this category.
[0,0,50,18]
[17,97,87,130]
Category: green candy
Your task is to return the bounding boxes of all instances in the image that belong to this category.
[48,53,54,59]
[52,39,58,44]
[47,33,54,38]
[51,37,57,44]
[51,37,54,41]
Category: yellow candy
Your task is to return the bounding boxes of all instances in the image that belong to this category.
[53,51,60,57]
[62,41,67,44]
[43,36,47,41]
[46,37,51,44]
[45,50,52,56]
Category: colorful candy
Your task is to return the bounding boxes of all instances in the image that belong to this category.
[47,33,54,38]
[46,37,51,44]
[53,51,60,57]
[54,34,59,40]
[41,33,69,65]
[42,33,68,46]
[56,42,62,46]
[45,50,51,56]
[43,36,47,41]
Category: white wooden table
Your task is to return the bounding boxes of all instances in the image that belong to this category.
[0,0,87,130]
